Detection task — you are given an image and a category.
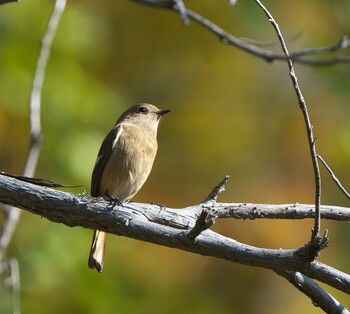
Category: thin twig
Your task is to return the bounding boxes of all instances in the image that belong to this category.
[0,0,66,262]
[254,1,322,242]
[286,36,350,57]
[132,0,350,65]
[0,259,21,314]
[240,30,304,48]
[317,155,350,200]
[203,175,230,203]
[173,0,189,26]
[9,259,21,314]
[0,0,17,4]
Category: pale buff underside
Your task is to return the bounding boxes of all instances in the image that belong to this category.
[98,124,158,201]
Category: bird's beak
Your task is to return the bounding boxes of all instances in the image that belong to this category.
[157,109,171,117]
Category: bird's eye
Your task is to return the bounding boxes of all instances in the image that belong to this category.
[137,106,148,114]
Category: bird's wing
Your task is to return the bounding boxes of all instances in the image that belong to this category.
[90,125,122,197]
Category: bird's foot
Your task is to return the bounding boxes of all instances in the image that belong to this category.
[105,193,123,209]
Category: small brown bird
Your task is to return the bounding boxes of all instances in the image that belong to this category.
[88,103,170,272]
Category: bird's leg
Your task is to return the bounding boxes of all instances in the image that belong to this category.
[105,192,123,208]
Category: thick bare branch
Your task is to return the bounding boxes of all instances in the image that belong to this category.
[215,203,350,221]
[0,175,349,294]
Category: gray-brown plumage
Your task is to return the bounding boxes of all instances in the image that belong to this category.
[88,103,170,272]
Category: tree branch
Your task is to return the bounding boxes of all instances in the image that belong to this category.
[0,0,17,5]
[253,3,337,308]
[0,259,21,314]
[203,175,229,203]
[254,0,323,243]
[132,0,350,65]
[0,175,349,295]
[214,203,350,221]
[276,270,349,314]
[186,207,218,241]
[0,0,66,263]
[318,155,350,201]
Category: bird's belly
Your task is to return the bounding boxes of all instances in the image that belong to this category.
[98,140,157,201]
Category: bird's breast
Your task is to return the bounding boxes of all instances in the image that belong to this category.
[98,124,158,201]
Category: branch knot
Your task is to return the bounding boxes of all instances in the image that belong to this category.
[295,230,330,261]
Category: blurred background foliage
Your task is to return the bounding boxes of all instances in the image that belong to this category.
[0,0,349,313]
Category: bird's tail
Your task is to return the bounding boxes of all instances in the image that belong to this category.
[88,230,107,272]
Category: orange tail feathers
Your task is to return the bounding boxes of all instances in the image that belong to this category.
[88,230,107,272]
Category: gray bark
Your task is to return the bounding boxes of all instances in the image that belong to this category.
[0,174,349,299]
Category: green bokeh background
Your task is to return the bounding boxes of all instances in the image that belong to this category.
[0,1,349,313]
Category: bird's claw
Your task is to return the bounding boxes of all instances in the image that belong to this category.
[105,193,123,208]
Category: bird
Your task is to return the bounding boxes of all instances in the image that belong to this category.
[88,103,170,272]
